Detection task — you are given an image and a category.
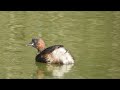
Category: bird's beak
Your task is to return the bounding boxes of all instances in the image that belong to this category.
[26,42,34,46]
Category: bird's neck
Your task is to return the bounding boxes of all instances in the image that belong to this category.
[37,39,46,53]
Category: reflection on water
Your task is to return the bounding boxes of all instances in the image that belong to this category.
[35,62,74,79]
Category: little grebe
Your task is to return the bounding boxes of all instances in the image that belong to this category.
[27,38,74,64]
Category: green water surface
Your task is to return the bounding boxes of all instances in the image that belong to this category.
[0,11,119,79]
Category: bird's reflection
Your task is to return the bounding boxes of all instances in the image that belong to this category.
[35,62,74,79]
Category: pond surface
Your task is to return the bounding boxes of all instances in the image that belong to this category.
[0,11,120,79]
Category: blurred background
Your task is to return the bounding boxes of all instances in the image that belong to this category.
[0,11,119,79]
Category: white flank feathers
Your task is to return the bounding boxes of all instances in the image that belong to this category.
[52,47,74,64]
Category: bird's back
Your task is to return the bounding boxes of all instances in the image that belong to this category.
[36,45,74,64]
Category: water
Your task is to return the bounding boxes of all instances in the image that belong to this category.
[0,11,120,79]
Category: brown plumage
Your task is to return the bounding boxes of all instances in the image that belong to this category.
[27,38,74,64]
